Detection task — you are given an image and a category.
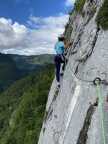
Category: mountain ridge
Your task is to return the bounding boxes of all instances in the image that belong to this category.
[0,53,54,91]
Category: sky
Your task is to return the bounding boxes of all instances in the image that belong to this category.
[0,0,75,55]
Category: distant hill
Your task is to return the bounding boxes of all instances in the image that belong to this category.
[0,53,54,91]
[10,54,54,73]
[0,53,20,91]
[0,64,54,144]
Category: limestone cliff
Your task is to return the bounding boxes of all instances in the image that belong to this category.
[38,0,108,143]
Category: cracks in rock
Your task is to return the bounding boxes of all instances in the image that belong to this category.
[43,88,59,133]
[68,28,84,57]
[84,26,100,61]
[74,26,100,77]
[74,63,80,74]
[68,9,100,64]
[77,102,97,144]
[64,15,74,42]
[44,108,53,123]
[83,0,98,26]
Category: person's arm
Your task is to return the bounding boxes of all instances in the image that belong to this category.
[64,41,73,49]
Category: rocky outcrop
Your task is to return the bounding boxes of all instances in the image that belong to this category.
[38,0,108,143]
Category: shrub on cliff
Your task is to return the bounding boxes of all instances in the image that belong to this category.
[96,0,108,30]
[74,0,86,13]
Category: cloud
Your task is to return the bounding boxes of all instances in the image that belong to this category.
[28,14,68,29]
[0,17,28,48]
[0,15,69,55]
[65,0,76,7]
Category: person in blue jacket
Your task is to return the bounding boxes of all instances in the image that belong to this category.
[54,34,65,88]
[54,35,72,87]
[54,34,72,88]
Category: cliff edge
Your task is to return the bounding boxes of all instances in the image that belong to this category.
[38,0,108,143]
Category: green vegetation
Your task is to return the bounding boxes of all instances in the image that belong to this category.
[11,54,54,70]
[96,0,108,30]
[0,53,54,91]
[74,0,86,13]
[25,54,54,65]
[0,64,54,144]
[0,53,20,91]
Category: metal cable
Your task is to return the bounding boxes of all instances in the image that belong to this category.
[96,81,106,144]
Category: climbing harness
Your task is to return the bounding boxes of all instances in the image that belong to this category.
[94,78,106,144]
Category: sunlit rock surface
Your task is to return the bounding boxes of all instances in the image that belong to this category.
[38,0,108,143]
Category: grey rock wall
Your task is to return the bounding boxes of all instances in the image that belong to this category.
[38,0,108,143]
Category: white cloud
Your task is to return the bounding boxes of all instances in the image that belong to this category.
[0,15,69,55]
[0,17,28,49]
[28,15,68,29]
[65,0,76,7]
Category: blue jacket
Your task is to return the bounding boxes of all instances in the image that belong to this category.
[55,41,64,55]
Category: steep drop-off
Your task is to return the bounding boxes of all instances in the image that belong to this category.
[0,64,54,144]
[38,0,108,144]
[0,53,54,91]
[0,53,20,91]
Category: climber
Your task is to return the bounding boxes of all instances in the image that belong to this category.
[54,34,72,88]
[106,94,108,102]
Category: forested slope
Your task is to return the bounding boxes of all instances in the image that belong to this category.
[0,64,54,144]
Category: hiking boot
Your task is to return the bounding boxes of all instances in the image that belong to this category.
[57,82,60,89]
[60,69,64,76]
[60,72,64,76]
[106,96,108,103]
[94,97,99,106]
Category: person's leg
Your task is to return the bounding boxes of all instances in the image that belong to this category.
[62,60,65,71]
[60,55,66,75]
[55,56,61,83]
[56,61,61,82]
[62,57,68,71]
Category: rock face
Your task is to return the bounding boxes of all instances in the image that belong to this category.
[38,0,108,144]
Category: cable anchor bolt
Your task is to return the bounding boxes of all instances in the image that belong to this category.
[93,77,102,85]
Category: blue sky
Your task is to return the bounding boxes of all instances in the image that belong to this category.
[0,0,72,23]
[0,0,75,55]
